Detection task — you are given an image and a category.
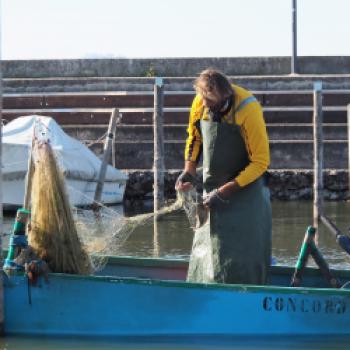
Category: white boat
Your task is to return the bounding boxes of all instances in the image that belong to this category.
[2,115,128,209]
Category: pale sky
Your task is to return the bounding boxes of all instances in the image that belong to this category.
[1,0,350,60]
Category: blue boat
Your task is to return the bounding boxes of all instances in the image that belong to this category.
[4,255,350,336]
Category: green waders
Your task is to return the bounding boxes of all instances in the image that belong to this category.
[186,107,272,285]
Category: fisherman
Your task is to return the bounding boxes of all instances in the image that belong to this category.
[176,68,272,285]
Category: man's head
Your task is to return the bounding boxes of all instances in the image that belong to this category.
[194,68,233,111]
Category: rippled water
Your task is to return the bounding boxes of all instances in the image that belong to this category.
[111,200,350,269]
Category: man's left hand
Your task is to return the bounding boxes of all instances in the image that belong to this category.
[203,189,229,208]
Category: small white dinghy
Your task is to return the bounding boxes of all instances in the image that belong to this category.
[2,115,128,209]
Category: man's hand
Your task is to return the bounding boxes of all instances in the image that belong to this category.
[175,171,197,191]
[203,189,229,208]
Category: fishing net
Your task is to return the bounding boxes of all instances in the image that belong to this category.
[28,138,204,274]
[73,190,190,269]
[176,189,207,229]
[29,142,92,275]
[71,187,205,270]
[73,204,132,271]
[28,140,132,273]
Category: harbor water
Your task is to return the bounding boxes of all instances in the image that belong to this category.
[104,200,350,269]
[2,200,350,349]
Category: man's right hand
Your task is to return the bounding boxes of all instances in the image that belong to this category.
[175,171,197,191]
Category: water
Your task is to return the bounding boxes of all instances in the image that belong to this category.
[101,200,350,269]
[2,200,350,349]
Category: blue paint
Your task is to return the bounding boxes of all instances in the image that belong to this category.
[9,235,28,246]
[155,77,163,87]
[4,257,350,337]
[234,96,257,113]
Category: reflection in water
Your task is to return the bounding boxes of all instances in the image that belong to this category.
[116,200,350,269]
[271,201,350,268]
[153,215,160,257]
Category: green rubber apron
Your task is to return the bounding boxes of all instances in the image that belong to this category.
[187,97,272,285]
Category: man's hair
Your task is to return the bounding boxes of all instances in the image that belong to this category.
[194,68,233,102]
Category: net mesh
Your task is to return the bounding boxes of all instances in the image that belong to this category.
[74,192,186,270]
[176,189,205,229]
[72,189,204,271]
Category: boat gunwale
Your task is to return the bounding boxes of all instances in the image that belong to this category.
[104,255,350,278]
[5,255,350,297]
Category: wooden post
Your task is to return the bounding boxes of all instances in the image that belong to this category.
[112,121,117,168]
[23,132,36,210]
[93,108,120,207]
[313,82,323,230]
[348,104,350,192]
[153,78,165,212]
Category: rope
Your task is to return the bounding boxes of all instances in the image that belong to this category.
[341,281,350,289]
[83,132,108,148]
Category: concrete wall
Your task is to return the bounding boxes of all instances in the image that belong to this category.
[3,56,350,78]
[4,76,350,94]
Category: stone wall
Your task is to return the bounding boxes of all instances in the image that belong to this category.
[124,170,350,203]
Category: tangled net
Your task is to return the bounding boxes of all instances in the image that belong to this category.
[29,142,92,275]
[28,138,205,274]
[73,187,207,270]
[176,189,208,229]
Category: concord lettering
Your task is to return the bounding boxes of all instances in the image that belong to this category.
[262,296,346,314]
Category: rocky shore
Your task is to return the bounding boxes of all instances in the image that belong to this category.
[124,170,350,203]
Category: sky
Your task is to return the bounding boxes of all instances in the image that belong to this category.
[1,0,350,60]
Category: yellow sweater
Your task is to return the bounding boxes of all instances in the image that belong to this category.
[185,84,270,187]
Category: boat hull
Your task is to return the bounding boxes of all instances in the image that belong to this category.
[4,257,350,336]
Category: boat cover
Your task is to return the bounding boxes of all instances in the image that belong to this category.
[2,115,128,183]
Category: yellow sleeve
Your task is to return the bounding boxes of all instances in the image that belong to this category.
[185,95,203,163]
[235,101,270,187]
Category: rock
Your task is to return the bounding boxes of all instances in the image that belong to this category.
[123,170,350,201]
